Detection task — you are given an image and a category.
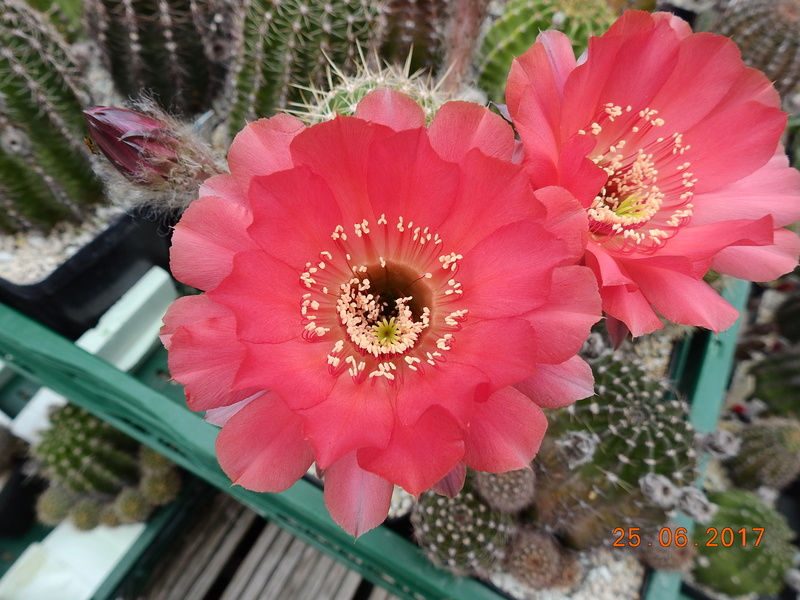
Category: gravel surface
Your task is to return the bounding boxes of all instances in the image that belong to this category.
[0,206,123,285]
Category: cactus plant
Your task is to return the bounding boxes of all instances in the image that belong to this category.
[411,477,515,578]
[724,418,800,490]
[697,0,800,99]
[476,0,616,102]
[502,527,581,589]
[290,57,454,125]
[31,403,181,529]
[750,345,800,419]
[472,468,536,515]
[0,0,104,234]
[694,489,795,597]
[223,0,386,133]
[82,0,237,116]
[379,0,450,72]
[532,351,699,549]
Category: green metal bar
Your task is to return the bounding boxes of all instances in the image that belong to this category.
[0,302,503,600]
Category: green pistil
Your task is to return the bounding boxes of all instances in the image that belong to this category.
[373,317,401,346]
[614,194,647,218]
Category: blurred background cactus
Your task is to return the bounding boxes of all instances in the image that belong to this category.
[723,418,800,489]
[477,0,616,102]
[693,489,796,597]
[31,402,182,529]
[0,0,104,234]
[532,351,699,549]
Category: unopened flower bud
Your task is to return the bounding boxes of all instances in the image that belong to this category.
[84,106,181,183]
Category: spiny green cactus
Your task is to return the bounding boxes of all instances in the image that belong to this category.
[0,0,104,234]
[694,490,795,597]
[32,403,181,530]
[502,527,581,589]
[472,468,536,515]
[533,351,699,549]
[697,0,800,98]
[83,0,237,116]
[750,345,800,419]
[32,403,140,495]
[411,477,515,578]
[775,289,800,343]
[224,0,386,133]
[290,57,453,125]
[477,0,616,102]
[724,418,800,490]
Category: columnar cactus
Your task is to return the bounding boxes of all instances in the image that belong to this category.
[31,403,182,529]
[411,479,515,578]
[476,0,616,102]
[697,0,800,99]
[224,0,386,132]
[694,490,795,597]
[379,0,450,72]
[533,351,699,549]
[83,0,237,116]
[724,418,800,490]
[0,0,104,234]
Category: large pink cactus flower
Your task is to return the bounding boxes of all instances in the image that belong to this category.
[160,90,600,536]
[506,10,800,337]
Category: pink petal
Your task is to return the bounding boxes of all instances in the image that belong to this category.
[428,101,515,162]
[691,150,800,227]
[431,463,466,497]
[623,260,740,332]
[525,265,601,364]
[514,355,595,409]
[204,392,263,426]
[599,283,664,337]
[216,392,314,492]
[227,114,305,180]
[711,228,800,281]
[662,217,775,262]
[584,245,637,288]
[366,128,460,234]
[245,167,344,268]
[170,195,256,291]
[323,452,394,538]
[354,88,425,131]
[456,219,569,319]
[299,380,395,470]
[462,386,548,472]
[199,173,248,207]
[208,249,305,344]
[536,186,590,264]
[160,295,259,412]
[358,406,465,496]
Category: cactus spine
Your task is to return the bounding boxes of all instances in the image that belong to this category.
[532,351,699,549]
[477,0,616,102]
[694,490,795,597]
[0,0,104,234]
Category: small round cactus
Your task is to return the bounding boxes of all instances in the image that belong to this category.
[533,351,699,549]
[502,527,579,589]
[411,480,515,578]
[472,468,536,515]
[694,490,795,597]
[724,418,800,490]
[114,487,153,524]
[139,469,181,506]
[750,346,800,419]
[638,525,697,572]
[69,498,102,531]
[35,485,74,526]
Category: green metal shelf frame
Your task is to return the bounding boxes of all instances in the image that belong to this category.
[0,278,751,600]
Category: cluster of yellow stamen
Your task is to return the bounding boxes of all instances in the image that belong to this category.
[299,214,469,384]
[579,103,696,251]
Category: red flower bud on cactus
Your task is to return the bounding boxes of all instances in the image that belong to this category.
[84,106,181,183]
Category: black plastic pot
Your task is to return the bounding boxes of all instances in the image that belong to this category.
[0,211,172,341]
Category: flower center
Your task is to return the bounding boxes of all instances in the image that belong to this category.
[579,104,696,252]
[298,215,468,383]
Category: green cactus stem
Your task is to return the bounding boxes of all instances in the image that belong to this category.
[750,345,800,419]
[533,351,699,549]
[224,0,386,133]
[379,0,450,73]
[724,418,800,490]
[477,0,616,102]
[83,0,236,115]
[694,489,795,597]
[0,0,104,234]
